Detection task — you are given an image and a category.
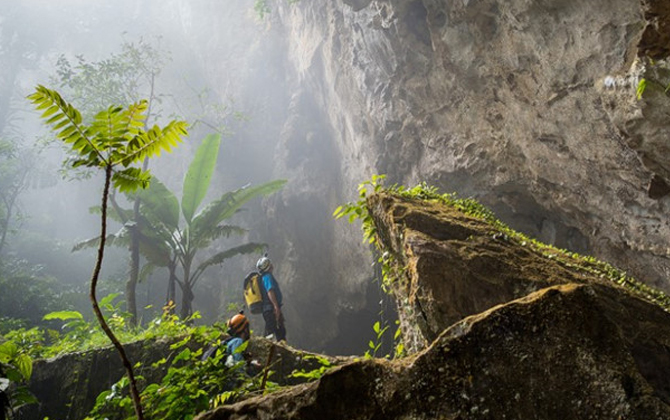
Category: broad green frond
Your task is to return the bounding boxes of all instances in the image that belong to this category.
[136,232,173,267]
[192,242,266,285]
[136,213,178,248]
[182,133,221,224]
[71,233,124,252]
[191,180,287,236]
[190,224,248,250]
[132,177,180,232]
[208,225,247,240]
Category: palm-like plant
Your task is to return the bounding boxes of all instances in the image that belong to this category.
[82,133,286,317]
[28,85,188,420]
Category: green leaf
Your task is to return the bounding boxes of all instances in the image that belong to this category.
[15,354,33,380]
[0,341,19,361]
[137,234,173,267]
[181,134,222,224]
[99,293,121,308]
[193,243,266,282]
[190,180,287,236]
[135,177,180,231]
[636,78,647,100]
[173,348,192,363]
[112,167,151,192]
[233,340,249,354]
[43,310,84,321]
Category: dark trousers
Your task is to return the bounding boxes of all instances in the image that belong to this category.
[263,310,286,342]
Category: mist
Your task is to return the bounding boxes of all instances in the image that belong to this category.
[1,0,395,361]
[2,2,289,331]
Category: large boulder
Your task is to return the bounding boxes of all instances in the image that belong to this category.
[366,191,670,352]
[196,191,670,420]
[198,283,670,420]
[20,337,182,420]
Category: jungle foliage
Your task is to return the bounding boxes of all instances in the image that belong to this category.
[87,330,276,420]
[0,339,36,420]
[28,84,188,420]
[3,299,286,419]
[76,134,287,317]
[0,260,62,334]
[1,297,334,420]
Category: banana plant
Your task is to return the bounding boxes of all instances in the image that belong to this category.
[135,133,286,317]
[28,85,188,420]
[77,133,287,317]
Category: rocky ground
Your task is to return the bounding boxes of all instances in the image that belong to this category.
[196,191,670,420]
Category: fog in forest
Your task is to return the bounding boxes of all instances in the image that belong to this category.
[0,1,328,342]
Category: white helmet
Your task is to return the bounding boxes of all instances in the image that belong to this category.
[256,256,271,273]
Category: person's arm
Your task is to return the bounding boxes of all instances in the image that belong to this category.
[263,273,283,323]
[267,289,283,324]
[227,337,245,363]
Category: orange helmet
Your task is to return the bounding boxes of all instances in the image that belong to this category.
[227,312,249,336]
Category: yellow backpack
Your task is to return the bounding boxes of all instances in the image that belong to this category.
[243,272,264,314]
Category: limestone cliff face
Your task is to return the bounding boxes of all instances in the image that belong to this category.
[271,0,670,289]
[174,0,670,351]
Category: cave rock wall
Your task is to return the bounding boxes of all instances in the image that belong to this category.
[272,0,670,294]
[175,0,670,352]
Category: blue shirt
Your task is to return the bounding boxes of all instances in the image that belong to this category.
[261,272,283,312]
[226,337,245,362]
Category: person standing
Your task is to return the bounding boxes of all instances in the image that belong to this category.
[256,255,286,341]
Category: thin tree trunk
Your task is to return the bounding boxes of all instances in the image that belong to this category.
[91,165,144,420]
[0,166,29,257]
[166,261,177,305]
[179,258,194,318]
[127,210,140,325]
[0,193,14,256]
[180,282,194,319]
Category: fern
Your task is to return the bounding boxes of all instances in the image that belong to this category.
[28,85,187,192]
[28,85,188,420]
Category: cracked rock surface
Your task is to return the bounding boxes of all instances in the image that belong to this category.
[197,192,670,420]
